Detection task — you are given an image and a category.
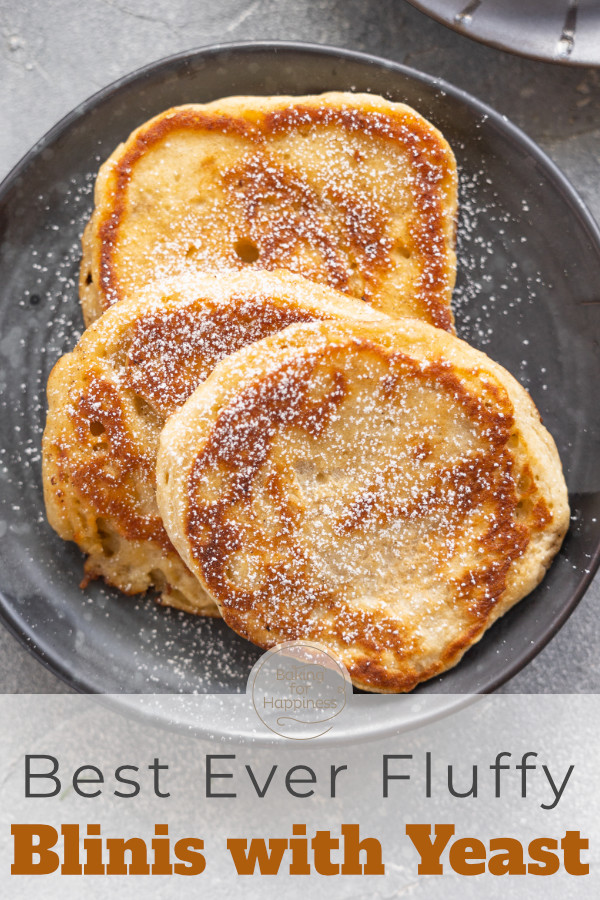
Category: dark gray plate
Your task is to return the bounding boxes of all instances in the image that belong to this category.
[1,42,599,710]
[406,0,600,66]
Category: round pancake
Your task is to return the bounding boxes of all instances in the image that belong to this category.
[81,91,458,331]
[43,270,387,614]
[156,319,570,692]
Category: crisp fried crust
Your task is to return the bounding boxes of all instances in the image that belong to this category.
[43,270,386,613]
[156,320,570,691]
[80,92,458,331]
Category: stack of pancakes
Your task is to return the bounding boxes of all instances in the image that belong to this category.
[43,92,569,692]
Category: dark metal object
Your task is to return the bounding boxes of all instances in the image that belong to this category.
[406,0,600,66]
[0,43,599,727]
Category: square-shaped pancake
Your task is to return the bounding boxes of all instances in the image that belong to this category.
[80,92,458,331]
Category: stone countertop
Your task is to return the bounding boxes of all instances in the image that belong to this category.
[1,0,598,694]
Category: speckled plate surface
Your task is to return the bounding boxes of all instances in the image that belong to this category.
[1,43,599,717]
[405,0,600,66]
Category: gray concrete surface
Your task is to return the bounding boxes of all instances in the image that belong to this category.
[1,0,599,693]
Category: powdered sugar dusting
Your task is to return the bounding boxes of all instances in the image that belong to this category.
[0,90,572,695]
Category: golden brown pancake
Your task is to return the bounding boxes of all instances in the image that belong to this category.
[43,270,386,614]
[80,92,458,331]
[156,319,569,691]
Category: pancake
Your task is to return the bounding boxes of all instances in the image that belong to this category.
[80,91,458,331]
[156,319,570,692]
[43,270,387,614]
